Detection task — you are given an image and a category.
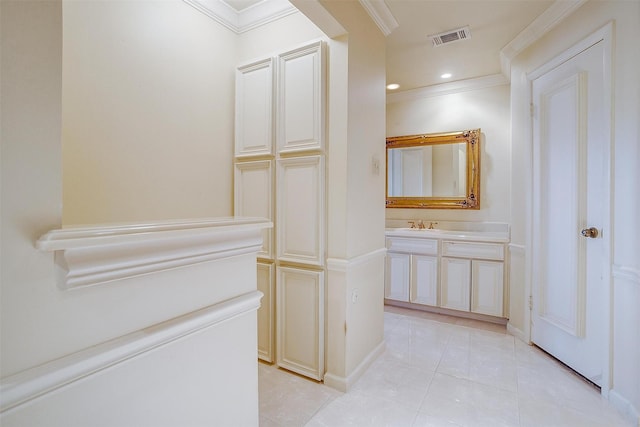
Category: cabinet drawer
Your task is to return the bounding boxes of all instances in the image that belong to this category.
[386,237,438,256]
[442,241,504,260]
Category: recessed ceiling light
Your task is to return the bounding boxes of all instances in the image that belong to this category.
[441,73,452,79]
[386,83,400,90]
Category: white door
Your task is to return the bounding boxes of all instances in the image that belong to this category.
[256,262,274,363]
[411,255,438,306]
[276,41,325,154]
[277,155,325,267]
[276,266,325,380]
[440,257,471,312]
[385,252,410,302]
[531,39,608,386]
[234,160,274,258]
[471,259,504,317]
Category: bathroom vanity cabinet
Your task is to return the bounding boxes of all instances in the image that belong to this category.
[385,237,438,305]
[385,227,509,319]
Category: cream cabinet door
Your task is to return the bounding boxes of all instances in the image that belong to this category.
[257,262,275,362]
[440,257,471,312]
[411,255,438,306]
[385,252,410,302]
[276,41,325,154]
[276,155,324,266]
[276,266,324,380]
[234,160,273,259]
[471,260,504,317]
[235,58,274,157]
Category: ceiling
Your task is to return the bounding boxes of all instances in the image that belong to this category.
[216,0,563,92]
[384,0,554,90]
[223,0,263,11]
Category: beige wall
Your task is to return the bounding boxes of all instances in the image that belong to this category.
[1,5,262,422]
[343,8,387,259]
[1,0,63,377]
[510,0,640,421]
[316,0,387,387]
[237,12,326,63]
[62,1,237,225]
[386,84,511,224]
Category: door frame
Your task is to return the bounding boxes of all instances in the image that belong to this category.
[524,22,613,396]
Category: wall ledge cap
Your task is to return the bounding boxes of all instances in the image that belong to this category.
[36,217,272,290]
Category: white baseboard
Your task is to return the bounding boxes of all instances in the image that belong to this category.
[609,389,640,426]
[507,323,526,342]
[323,341,385,392]
[326,247,387,273]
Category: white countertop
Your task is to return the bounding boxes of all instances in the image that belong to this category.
[385,227,510,243]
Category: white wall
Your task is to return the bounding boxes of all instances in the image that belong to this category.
[386,84,511,224]
[1,3,262,423]
[62,1,237,225]
[510,0,640,421]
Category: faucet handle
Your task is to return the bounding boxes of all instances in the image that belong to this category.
[428,221,438,229]
[408,221,416,229]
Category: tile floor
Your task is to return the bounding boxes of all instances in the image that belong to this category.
[258,306,632,427]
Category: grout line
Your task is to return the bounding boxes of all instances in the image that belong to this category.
[302,393,341,426]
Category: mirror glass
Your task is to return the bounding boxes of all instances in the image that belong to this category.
[388,143,467,197]
[386,129,480,209]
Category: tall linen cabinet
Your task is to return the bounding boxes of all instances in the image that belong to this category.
[234,41,326,381]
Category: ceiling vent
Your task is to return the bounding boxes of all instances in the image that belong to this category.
[429,26,472,47]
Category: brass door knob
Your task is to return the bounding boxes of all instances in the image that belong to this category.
[581,227,599,238]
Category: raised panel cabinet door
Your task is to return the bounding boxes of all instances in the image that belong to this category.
[276,155,324,266]
[385,252,410,302]
[471,260,504,317]
[235,58,274,157]
[276,41,325,154]
[440,257,471,312]
[411,255,438,306]
[257,262,275,362]
[276,267,324,380]
[234,160,274,259]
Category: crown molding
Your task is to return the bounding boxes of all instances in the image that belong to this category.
[387,74,508,104]
[500,0,587,78]
[289,0,346,38]
[183,0,298,34]
[359,0,398,36]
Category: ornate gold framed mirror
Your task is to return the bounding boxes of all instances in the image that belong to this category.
[386,129,480,209]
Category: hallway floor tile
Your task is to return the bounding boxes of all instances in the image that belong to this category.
[259,306,632,427]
